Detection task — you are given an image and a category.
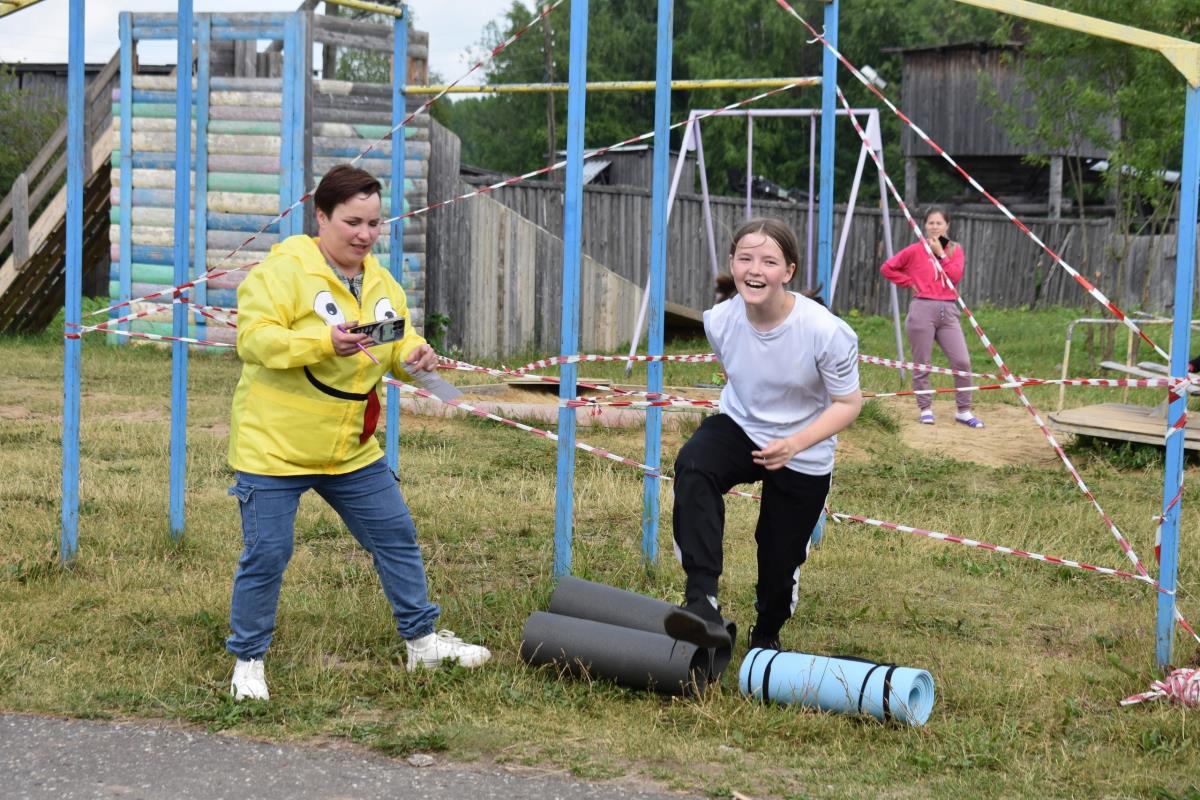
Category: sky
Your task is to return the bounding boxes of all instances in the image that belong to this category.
[0,0,515,85]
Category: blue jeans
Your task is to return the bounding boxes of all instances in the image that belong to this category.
[226,458,440,659]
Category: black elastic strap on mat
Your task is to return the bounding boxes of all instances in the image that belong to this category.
[856,663,885,714]
[745,647,767,695]
[759,650,785,704]
[881,664,900,722]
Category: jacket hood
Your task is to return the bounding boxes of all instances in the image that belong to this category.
[271,235,383,278]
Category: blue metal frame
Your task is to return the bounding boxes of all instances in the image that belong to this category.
[193,15,211,340]
[117,12,133,346]
[1156,85,1200,669]
[809,0,839,549]
[280,15,296,232]
[61,0,85,562]
[169,0,194,541]
[641,0,673,565]
[289,11,308,237]
[553,0,589,577]
[387,9,408,473]
[816,0,838,302]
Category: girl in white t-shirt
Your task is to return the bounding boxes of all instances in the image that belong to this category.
[664,218,862,653]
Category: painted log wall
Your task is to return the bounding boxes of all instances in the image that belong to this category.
[108,18,431,344]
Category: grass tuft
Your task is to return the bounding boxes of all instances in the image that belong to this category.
[1,307,1198,798]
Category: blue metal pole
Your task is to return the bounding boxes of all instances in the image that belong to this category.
[387,10,408,474]
[1156,84,1200,670]
[117,12,133,347]
[61,0,85,562]
[279,15,296,231]
[641,0,673,566]
[169,0,194,541]
[553,0,589,578]
[809,0,838,549]
[290,11,307,238]
[817,0,838,304]
[194,15,210,341]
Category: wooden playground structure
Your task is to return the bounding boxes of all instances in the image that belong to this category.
[0,5,432,336]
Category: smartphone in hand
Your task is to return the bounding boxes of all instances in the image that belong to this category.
[346,317,405,346]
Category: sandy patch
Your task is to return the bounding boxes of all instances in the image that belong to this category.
[395,380,719,430]
[0,404,33,420]
[879,396,1066,469]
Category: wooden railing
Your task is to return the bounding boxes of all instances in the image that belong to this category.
[0,51,119,270]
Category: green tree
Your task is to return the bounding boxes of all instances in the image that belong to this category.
[0,65,64,201]
[435,0,998,199]
[992,0,1200,304]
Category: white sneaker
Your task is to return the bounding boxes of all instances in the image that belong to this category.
[405,630,492,672]
[231,657,269,701]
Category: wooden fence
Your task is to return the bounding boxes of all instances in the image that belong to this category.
[424,120,1198,356]
[466,177,1200,317]
[427,192,640,358]
[428,117,643,356]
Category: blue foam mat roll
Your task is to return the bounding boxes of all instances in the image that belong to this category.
[738,648,935,726]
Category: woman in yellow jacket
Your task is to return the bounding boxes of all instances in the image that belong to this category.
[226,165,490,701]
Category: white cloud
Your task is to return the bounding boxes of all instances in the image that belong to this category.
[0,0,515,86]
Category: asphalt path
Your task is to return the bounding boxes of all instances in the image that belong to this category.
[2,713,701,800]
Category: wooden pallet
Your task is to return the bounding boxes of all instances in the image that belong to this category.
[1048,402,1200,450]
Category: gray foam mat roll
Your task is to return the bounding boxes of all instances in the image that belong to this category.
[548,576,677,634]
[520,611,710,695]
[520,576,737,694]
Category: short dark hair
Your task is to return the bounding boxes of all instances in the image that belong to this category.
[313,164,382,216]
[728,217,800,271]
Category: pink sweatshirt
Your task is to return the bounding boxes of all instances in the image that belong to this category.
[880,239,964,301]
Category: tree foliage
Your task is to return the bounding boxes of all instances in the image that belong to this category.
[995,0,1200,231]
[423,0,1200,233]
[433,0,999,198]
[0,65,64,201]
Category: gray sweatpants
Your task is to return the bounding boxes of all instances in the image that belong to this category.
[906,298,973,413]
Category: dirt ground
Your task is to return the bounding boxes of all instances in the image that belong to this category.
[874,396,1068,469]
[405,380,1068,469]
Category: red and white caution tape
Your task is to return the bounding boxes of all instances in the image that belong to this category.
[86,81,809,331]
[355,0,565,168]
[90,2,565,319]
[65,324,233,348]
[1121,668,1200,707]
[827,512,1165,592]
[563,396,719,410]
[383,82,814,226]
[384,376,762,500]
[386,374,1195,604]
[835,87,1171,593]
[863,377,1182,400]
[87,261,260,319]
[772,0,1168,362]
[860,353,1009,382]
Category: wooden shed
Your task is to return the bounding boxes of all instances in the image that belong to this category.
[892,41,1115,216]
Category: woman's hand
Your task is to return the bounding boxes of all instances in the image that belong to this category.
[927,236,946,259]
[752,436,802,471]
[404,342,439,373]
[332,322,372,357]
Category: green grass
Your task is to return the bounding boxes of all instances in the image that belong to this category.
[1,305,1198,799]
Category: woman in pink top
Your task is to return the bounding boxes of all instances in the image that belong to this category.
[880,207,983,428]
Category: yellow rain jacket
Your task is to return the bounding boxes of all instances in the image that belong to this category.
[228,235,427,475]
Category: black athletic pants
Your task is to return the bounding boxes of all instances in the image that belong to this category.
[672,413,831,637]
